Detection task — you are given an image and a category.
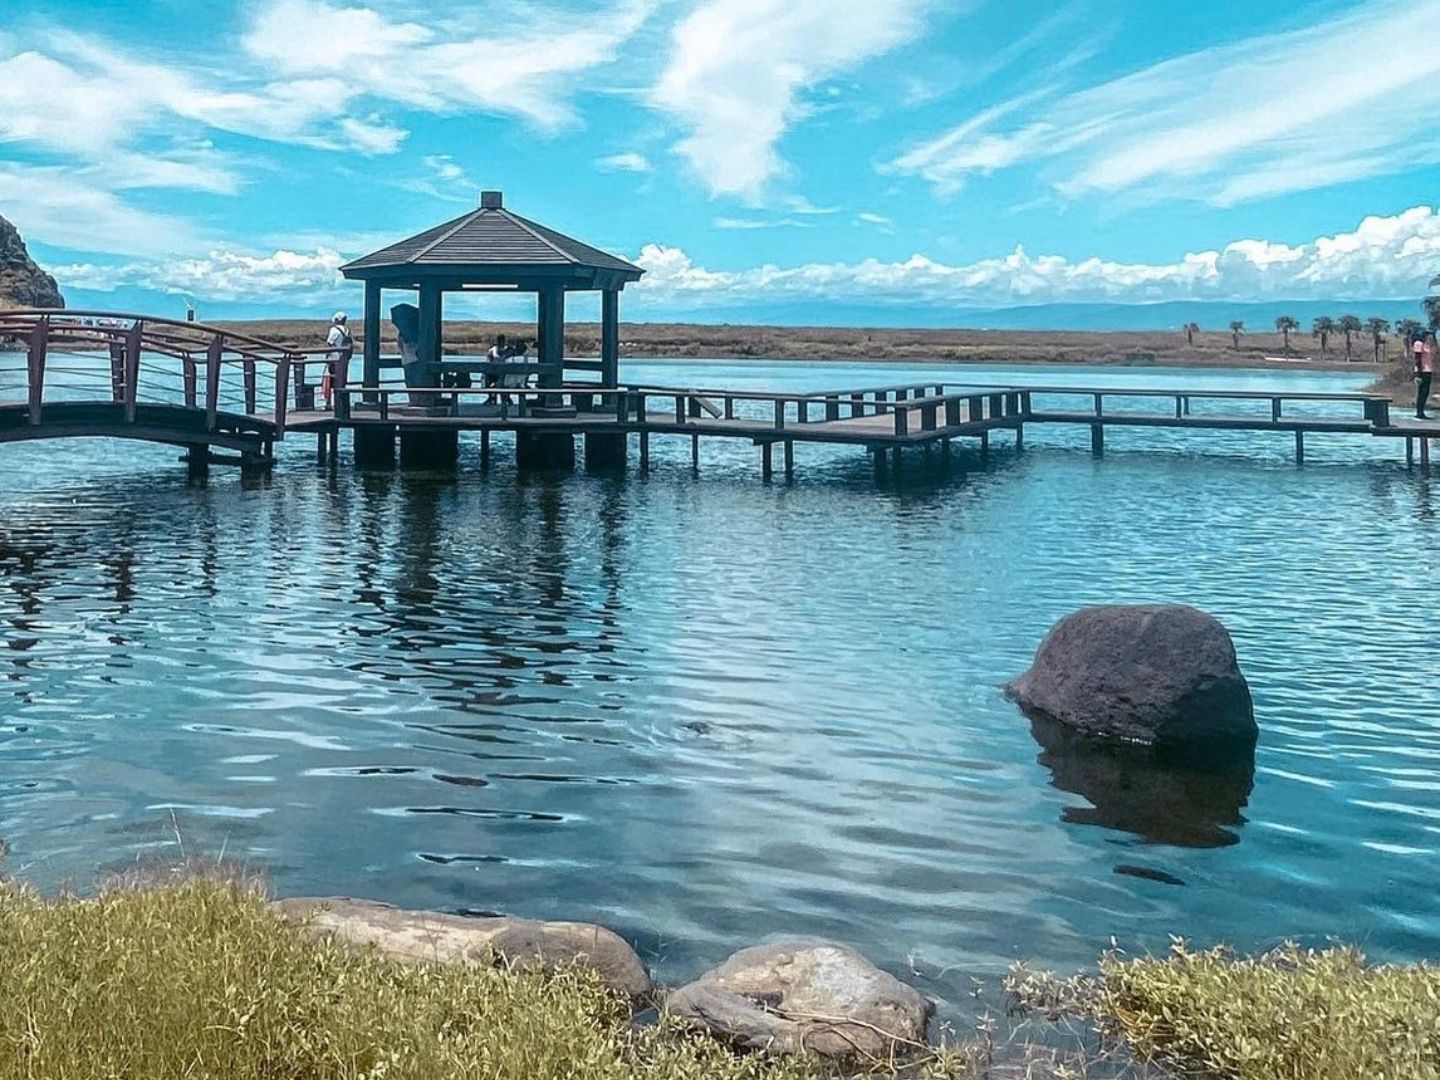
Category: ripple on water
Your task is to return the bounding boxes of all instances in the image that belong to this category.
[0,362,1437,1013]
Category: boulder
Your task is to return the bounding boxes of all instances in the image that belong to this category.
[0,216,63,309]
[666,940,932,1060]
[1007,604,1257,754]
[272,896,650,997]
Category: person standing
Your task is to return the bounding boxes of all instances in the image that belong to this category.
[323,311,353,410]
[1415,331,1434,420]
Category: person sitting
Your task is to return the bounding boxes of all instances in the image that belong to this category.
[483,334,508,390]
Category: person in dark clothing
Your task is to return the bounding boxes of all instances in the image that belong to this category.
[1415,332,1434,420]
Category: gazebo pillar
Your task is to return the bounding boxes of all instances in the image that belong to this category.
[402,281,458,468]
[585,286,627,472]
[520,282,575,471]
[537,284,565,389]
[362,280,381,402]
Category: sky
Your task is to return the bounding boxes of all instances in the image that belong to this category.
[4,0,1440,325]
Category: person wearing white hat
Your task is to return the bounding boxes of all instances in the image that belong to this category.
[323,311,352,410]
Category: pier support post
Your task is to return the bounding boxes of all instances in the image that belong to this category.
[1407,436,1415,469]
[1091,423,1105,457]
[980,431,990,462]
[1423,437,1431,474]
[516,431,574,471]
[316,432,328,465]
[585,432,628,472]
[1294,430,1305,466]
[1015,424,1024,453]
[185,444,209,478]
[481,429,491,470]
[783,439,794,480]
[639,431,650,473]
[762,442,773,480]
[872,447,886,481]
[400,428,460,469]
[691,433,701,474]
[890,447,902,480]
[353,426,396,469]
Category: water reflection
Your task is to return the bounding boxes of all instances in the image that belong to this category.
[1030,716,1255,848]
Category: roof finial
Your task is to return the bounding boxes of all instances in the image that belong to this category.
[480,190,503,210]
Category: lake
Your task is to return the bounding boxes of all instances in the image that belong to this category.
[1,360,1436,1014]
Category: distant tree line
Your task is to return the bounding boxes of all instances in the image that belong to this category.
[1183,299,1440,362]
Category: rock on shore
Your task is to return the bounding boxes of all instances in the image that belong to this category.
[1007,604,1257,754]
[666,940,933,1060]
[0,216,63,310]
[273,896,651,997]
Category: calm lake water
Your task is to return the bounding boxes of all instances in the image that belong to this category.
[2,360,1437,1013]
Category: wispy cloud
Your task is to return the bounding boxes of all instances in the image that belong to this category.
[597,151,654,173]
[891,0,1440,206]
[651,0,935,200]
[712,216,813,229]
[0,164,205,257]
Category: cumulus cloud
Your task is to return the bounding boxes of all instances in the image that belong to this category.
[60,206,1440,313]
[0,164,205,257]
[597,152,653,173]
[891,0,1440,206]
[652,0,933,200]
[630,207,1440,310]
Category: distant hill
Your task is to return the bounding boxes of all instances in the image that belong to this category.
[0,216,64,309]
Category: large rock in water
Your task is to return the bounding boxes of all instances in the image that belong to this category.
[1007,605,1257,753]
[0,216,63,309]
[272,897,651,997]
[666,940,933,1060]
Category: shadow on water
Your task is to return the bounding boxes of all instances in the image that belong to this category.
[1029,716,1256,850]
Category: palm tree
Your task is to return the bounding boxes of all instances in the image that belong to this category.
[1337,315,1362,361]
[1365,317,1391,363]
[1274,315,1299,353]
[1229,320,1244,350]
[1424,295,1440,331]
[1183,322,1200,346]
[1312,316,1336,355]
[1398,318,1424,351]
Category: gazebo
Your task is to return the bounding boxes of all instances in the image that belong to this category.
[340,190,644,394]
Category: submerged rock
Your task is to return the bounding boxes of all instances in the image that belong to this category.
[273,896,651,997]
[666,940,932,1060]
[1007,604,1257,754]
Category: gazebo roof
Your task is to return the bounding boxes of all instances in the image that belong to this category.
[340,191,643,287]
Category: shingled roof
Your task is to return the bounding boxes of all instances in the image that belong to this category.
[340,192,643,282]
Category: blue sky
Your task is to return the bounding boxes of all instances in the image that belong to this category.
[4,0,1440,322]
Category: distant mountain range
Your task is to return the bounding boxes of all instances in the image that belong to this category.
[62,285,1429,333]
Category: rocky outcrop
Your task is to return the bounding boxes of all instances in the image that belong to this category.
[0,216,63,310]
[1007,605,1257,755]
[666,940,932,1060]
[273,897,651,997]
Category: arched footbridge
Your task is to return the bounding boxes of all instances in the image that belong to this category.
[0,310,339,466]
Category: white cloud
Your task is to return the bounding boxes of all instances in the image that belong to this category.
[713,216,813,229]
[630,206,1440,310]
[652,0,933,199]
[55,248,348,302]
[892,0,1440,206]
[0,164,204,257]
[243,0,659,132]
[598,151,653,173]
[857,212,893,226]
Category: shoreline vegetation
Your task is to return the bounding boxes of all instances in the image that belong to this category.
[4,873,1436,1080]
[218,319,1395,371]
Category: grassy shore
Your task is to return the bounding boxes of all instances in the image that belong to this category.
[3,876,1436,1079]
[219,320,1392,371]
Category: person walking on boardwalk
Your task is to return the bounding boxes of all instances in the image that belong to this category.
[323,311,352,410]
[1415,331,1434,420]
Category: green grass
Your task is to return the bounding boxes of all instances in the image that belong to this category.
[0,877,981,1080]
[1011,939,1440,1080]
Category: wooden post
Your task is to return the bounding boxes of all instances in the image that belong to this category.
[893,406,909,437]
[481,428,491,470]
[1422,437,1430,474]
[761,441,773,480]
[784,439,794,479]
[418,284,441,386]
[1295,430,1305,465]
[601,288,620,388]
[26,318,47,426]
[538,284,565,389]
[1174,395,1183,419]
[1271,397,1282,423]
[363,280,381,403]
[243,360,257,413]
[183,359,198,407]
[317,432,328,465]
[275,358,291,433]
[675,394,686,425]
[825,396,840,422]
[1016,424,1025,453]
[205,334,223,431]
[873,447,886,481]
[691,433,700,473]
[773,399,786,430]
[980,430,990,461]
[639,430,650,472]
[1091,423,1105,457]
[1407,436,1415,468]
[124,322,142,423]
[109,340,125,402]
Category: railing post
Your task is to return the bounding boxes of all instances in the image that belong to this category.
[893,403,908,437]
[26,318,48,425]
[724,396,735,420]
[108,339,125,403]
[850,392,863,418]
[244,360,257,413]
[675,394,685,425]
[825,395,840,422]
[183,359,198,408]
[205,334,223,431]
[1271,397,1282,423]
[945,399,961,427]
[774,399,786,430]
[922,402,938,431]
[124,321,142,423]
[275,357,291,432]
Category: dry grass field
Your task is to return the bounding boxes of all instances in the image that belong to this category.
[219,319,1394,370]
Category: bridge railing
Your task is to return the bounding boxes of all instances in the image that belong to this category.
[0,310,345,436]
